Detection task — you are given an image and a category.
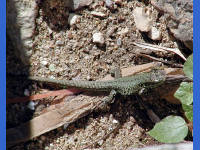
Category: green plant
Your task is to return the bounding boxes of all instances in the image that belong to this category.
[148,54,193,143]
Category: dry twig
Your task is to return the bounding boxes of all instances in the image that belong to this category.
[133,42,186,61]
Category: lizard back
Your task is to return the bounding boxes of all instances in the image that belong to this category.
[28,69,166,95]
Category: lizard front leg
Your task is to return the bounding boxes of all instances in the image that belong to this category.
[110,67,122,79]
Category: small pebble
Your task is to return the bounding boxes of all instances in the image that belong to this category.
[26,50,33,57]
[44,147,49,150]
[108,127,113,131]
[117,27,129,35]
[27,101,36,110]
[86,75,91,80]
[63,123,69,130]
[24,89,30,96]
[117,38,122,46]
[148,27,162,40]
[41,60,48,66]
[71,0,93,10]
[133,7,153,32]
[107,28,116,37]
[56,40,64,46]
[93,32,105,45]
[68,13,80,26]
[97,139,104,146]
[68,31,73,39]
[49,64,55,71]
[106,0,114,9]
[112,119,119,124]
[84,55,90,60]
[48,27,53,34]
[91,11,106,18]
[49,143,54,147]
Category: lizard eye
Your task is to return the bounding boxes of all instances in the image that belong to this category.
[154,78,160,82]
[151,71,163,82]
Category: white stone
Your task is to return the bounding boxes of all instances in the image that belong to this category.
[63,123,69,130]
[148,27,162,40]
[117,27,129,35]
[27,101,35,110]
[97,140,104,146]
[41,60,48,66]
[24,89,30,96]
[93,32,105,45]
[133,7,153,32]
[91,11,106,18]
[117,38,122,46]
[56,40,64,46]
[49,64,55,72]
[70,0,93,10]
[112,119,119,124]
[106,0,114,9]
[68,13,80,26]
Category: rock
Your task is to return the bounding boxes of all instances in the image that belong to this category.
[68,13,80,26]
[41,60,48,66]
[67,31,73,39]
[114,0,123,5]
[66,0,93,10]
[63,123,69,130]
[91,11,107,18]
[92,32,105,45]
[49,64,56,72]
[7,0,37,65]
[27,101,36,110]
[106,0,114,9]
[148,27,162,40]
[24,89,30,96]
[117,27,129,35]
[112,119,118,124]
[107,27,117,37]
[97,140,104,146]
[133,7,153,32]
[151,0,193,50]
[56,40,64,46]
[117,38,122,46]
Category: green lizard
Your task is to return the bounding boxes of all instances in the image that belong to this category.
[28,69,166,104]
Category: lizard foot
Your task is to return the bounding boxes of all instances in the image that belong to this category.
[98,90,117,111]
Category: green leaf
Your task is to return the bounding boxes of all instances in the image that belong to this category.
[148,116,188,143]
[183,54,193,80]
[182,104,193,122]
[174,82,193,105]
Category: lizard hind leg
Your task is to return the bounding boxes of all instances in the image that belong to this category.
[98,90,117,110]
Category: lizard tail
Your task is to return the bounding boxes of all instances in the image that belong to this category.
[28,76,111,90]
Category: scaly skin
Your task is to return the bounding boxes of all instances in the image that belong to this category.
[29,69,166,96]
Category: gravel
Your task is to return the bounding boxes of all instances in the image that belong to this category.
[7,0,192,149]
